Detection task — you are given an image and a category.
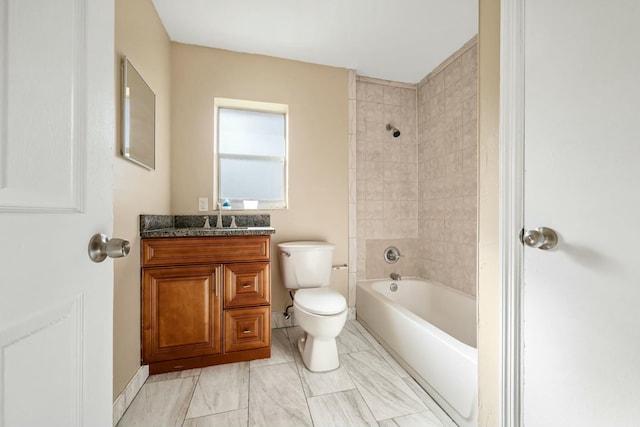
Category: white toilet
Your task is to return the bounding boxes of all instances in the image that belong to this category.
[278,241,347,372]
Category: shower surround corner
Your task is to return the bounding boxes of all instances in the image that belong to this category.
[353,36,478,297]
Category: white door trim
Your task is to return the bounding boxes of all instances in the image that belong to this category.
[499,0,525,426]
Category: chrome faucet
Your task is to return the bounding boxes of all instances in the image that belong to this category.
[390,272,401,281]
[216,202,224,228]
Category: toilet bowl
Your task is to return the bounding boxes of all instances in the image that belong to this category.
[294,288,347,371]
[277,241,347,372]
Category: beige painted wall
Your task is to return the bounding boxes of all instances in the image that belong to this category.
[170,43,350,313]
[477,0,500,424]
[114,0,171,399]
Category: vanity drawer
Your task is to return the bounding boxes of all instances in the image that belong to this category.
[142,236,270,267]
[224,307,270,353]
[224,262,270,308]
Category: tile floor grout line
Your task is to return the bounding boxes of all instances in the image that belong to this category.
[246,361,251,427]
[181,372,201,426]
[289,340,316,427]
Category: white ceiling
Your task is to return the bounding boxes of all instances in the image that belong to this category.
[152,0,478,84]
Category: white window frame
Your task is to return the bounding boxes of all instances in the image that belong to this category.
[214,98,289,210]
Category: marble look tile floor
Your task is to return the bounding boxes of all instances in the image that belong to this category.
[117,320,456,427]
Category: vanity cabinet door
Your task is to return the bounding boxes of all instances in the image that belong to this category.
[142,265,222,363]
[224,262,271,308]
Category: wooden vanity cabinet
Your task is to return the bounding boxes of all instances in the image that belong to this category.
[141,235,271,374]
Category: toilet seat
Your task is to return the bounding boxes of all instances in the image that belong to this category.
[295,288,346,315]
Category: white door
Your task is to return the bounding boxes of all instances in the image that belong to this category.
[522,0,640,426]
[0,0,115,426]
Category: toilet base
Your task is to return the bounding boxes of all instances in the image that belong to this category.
[297,333,340,372]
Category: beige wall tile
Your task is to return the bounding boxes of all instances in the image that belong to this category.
[462,170,477,197]
[446,172,464,197]
[356,179,367,201]
[463,96,477,123]
[366,141,385,162]
[366,83,384,103]
[416,38,477,296]
[383,85,402,106]
[444,58,463,88]
[354,40,476,296]
[462,146,477,172]
[364,200,385,220]
[349,203,357,238]
[383,200,418,220]
[349,70,357,100]
[348,134,357,170]
[365,180,384,201]
[357,237,367,260]
[383,219,418,239]
[359,101,384,123]
[356,81,368,101]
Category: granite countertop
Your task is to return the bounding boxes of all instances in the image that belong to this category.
[141,226,275,238]
[140,214,275,238]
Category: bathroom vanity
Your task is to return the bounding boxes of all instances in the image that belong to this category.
[139,215,274,374]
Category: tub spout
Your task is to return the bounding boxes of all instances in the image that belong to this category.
[390,272,401,281]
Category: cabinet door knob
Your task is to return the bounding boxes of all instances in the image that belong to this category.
[242,283,251,289]
[243,329,251,334]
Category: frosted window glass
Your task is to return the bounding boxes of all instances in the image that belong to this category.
[220,158,284,201]
[219,108,285,157]
[216,105,287,209]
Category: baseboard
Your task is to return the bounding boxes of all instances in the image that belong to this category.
[112,365,149,426]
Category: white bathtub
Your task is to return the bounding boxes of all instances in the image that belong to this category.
[356,278,477,427]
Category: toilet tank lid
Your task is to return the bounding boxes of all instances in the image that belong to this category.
[277,241,335,251]
[295,288,347,315]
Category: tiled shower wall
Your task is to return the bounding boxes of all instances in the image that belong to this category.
[353,37,477,297]
[417,39,478,296]
[355,78,419,280]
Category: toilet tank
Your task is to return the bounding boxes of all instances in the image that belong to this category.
[277,241,335,289]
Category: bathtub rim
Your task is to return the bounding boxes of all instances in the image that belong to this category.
[359,276,477,303]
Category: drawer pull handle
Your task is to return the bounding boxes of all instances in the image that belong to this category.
[243,329,251,334]
[242,283,251,289]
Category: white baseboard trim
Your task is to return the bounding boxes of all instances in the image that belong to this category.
[112,365,149,426]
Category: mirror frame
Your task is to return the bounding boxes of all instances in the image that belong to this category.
[121,56,155,170]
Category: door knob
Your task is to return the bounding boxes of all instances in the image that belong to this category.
[521,227,558,250]
[88,233,131,262]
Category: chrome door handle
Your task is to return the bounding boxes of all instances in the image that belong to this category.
[88,233,130,262]
[521,227,558,250]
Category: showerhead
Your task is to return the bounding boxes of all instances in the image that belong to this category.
[386,123,401,138]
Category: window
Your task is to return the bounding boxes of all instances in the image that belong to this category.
[215,99,288,210]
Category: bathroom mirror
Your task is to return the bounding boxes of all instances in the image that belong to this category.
[121,56,155,170]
